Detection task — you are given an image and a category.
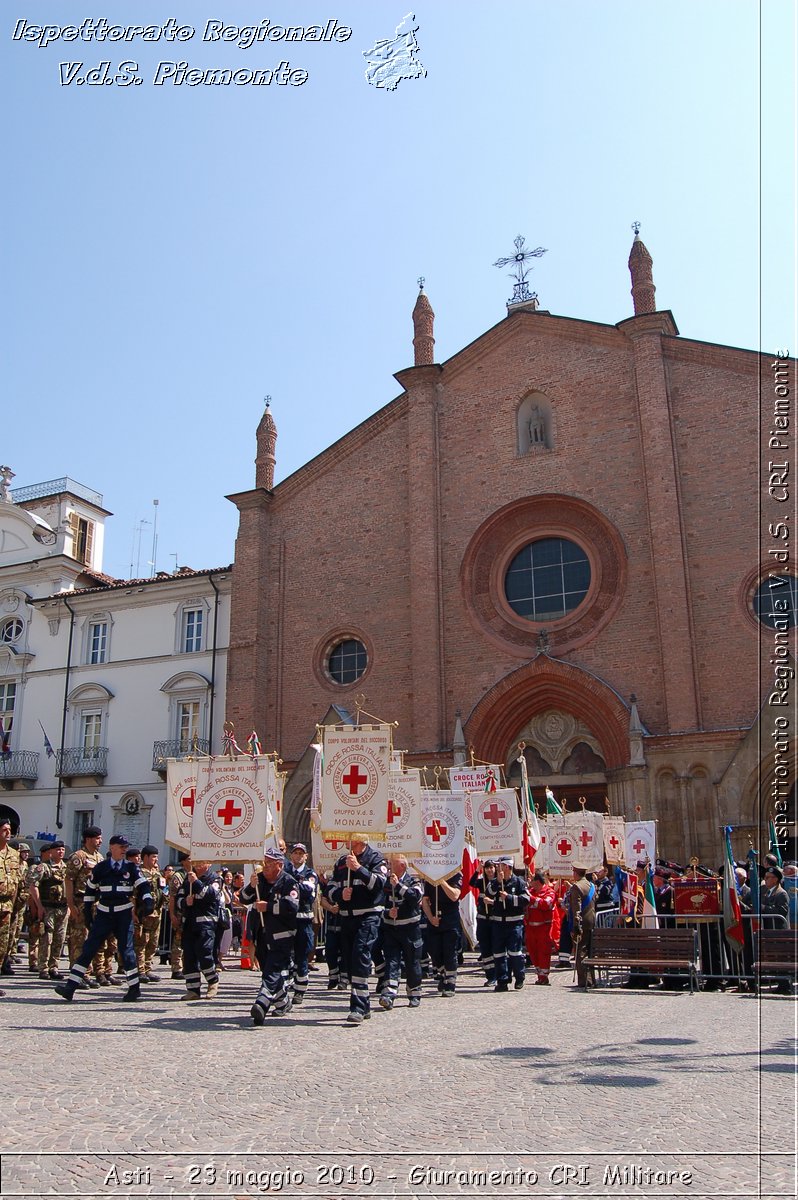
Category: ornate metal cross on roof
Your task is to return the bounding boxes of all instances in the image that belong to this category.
[493,235,547,306]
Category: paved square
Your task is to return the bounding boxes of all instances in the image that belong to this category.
[0,959,794,1198]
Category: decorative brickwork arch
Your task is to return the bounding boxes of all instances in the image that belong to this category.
[465,656,630,770]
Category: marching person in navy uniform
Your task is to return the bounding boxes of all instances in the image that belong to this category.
[469,859,498,986]
[285,842,318,1005]
[240,847,300,1024]
[329,838,388,1025]
[319,873,345,990]
[488,856,530,991]
[54,835,153,1003]
[380,854,423,1010]
[177,859,221,1001]
[421,871,463,997]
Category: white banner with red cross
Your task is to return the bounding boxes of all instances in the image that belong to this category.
[565,810,604,871]
[470,787,522,860]
[535,817,550,872]
[603,816,626,865]
[165,759,198,851]
[412,791,466,883]
[309,823,349,875]
[624,820,656,867]
[449,764,503,793]
[320,725,390,842]
[547,815,576,877]
[382,769,424,857]
[191,756,273,862]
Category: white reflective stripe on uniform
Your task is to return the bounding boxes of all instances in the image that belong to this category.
[96,902,133,912]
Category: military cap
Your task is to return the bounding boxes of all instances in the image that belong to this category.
[264,847,285,863]
[125,847,141,858]
[48,840,66,851]
[291,842,307,853]
[109,834,130,848]
[39,841,55,854]
[177,851,191,863]
[572,861,590,872]
[141,844,159,857]
[82,825,102,839]
[16,842,31,853]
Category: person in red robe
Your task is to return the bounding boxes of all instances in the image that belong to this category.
[524,870,556,985]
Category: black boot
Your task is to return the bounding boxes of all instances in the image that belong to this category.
[122,985,142,1002]
[54,980,77,1002]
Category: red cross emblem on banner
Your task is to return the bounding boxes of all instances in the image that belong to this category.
[326,839,345,850]
[557,838,572,857]
[387,800,401,824]
[608,835,620,851]
[483,802,507,827]
[426,821,447,843]
[633,838,647,854]
[579,830,593,848]
[180,787,196,814]
[342,764,369,796]
[216,798,243,826]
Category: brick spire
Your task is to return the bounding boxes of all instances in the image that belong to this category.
[412,279,435,365]
[255,397,277,490]
[628,227,656,315]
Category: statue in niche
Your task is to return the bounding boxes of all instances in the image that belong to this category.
[528,405,546,448]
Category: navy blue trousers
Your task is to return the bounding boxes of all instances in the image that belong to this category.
[340,914,381,1015]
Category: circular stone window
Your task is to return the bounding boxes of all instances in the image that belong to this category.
[504,537,591,622]
[0,617,23,644]
[328,638,367,685]
[753,575,798,629]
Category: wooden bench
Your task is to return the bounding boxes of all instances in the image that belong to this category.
[753,930,796,986]
[583,927,700,993]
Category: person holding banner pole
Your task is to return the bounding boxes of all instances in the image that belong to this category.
[176,861,222,1001]
[421,872,463,997]
[240,848,300,1024]
[488,858,529,991]
[380,855,424,1010]
[329,839,388,1025]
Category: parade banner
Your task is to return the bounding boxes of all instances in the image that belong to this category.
[320,725,391,841]
[624,819,656,866]
[603,816,626,866]
[547,814,575,877]
[382,768,424,856]
[413,790,467,883]
[535,817,550,872]
[449,764,503,792]
[191,756,273,861]
[309,823,349,875]
[471,787,522,860]
[565,810,604,871]
[268,766,284,841]
[165,758,198,851]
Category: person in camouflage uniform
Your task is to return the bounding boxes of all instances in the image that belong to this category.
[29,840,69,979]
[7,841,31,967]
[65,825,104,988]
[168,851,191,978]
[0,818,22,996]
[135,845,165,982]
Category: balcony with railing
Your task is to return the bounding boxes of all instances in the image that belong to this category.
[0,750,40,788]
[55,746,108,782]
[152,739,210,774]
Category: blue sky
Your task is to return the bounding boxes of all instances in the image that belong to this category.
[4,1,795,578]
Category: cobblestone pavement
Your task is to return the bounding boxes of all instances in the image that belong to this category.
[0,954,794,1199]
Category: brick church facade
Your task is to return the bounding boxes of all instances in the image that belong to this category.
[226,235,794,864]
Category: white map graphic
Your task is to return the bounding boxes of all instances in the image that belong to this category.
[363,12,426,91]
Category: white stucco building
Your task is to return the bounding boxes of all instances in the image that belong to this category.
[0,471,231,855]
